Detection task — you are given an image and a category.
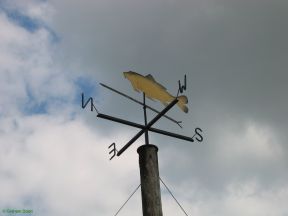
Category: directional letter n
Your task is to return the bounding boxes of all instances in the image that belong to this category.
[81,93,94,112]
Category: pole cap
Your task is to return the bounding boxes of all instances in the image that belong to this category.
[137,144,158,154]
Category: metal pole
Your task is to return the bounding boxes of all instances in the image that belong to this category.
[137,145,163,216]
[143,93,149,145]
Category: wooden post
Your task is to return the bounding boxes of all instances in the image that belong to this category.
[137,144,163,216]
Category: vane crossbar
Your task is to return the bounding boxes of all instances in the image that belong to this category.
[117,98,179,156]
[100,83,182,128]
[97,113,194,142]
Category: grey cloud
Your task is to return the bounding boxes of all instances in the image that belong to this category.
[50,0,288,193]
[50,0,288,125]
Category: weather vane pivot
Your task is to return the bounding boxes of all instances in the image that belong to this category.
[124,71,189,113]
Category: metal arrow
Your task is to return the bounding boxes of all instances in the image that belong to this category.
[100,83,182,128]
[97,113,194,143]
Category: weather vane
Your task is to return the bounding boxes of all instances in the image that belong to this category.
[81,71,203,160]
[82,71,203,216]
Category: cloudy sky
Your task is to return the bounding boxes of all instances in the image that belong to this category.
[1,0,288,215]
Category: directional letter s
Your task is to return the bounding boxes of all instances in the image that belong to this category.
[194,128,203,142]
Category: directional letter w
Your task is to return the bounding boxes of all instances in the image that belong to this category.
[178,74,187,94]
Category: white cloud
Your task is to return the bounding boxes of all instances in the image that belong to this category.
[0,9,75,116]
[160,178,288,216]
[0,0,54,24]
[0,5,142,214]
[0,113,142,215]
[215,120,283,161]
[221,180,288,216]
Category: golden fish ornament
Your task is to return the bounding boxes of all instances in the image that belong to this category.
[123,71,188,113]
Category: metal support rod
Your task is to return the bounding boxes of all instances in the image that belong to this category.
[97,113,194,142]
[117,98,178,156]
[143,93,149,145]
[100,83,182,128]
[138,145,163,216]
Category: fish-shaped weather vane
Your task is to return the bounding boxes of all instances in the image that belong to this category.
[123,71,189,113]
[81,71,203,160]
